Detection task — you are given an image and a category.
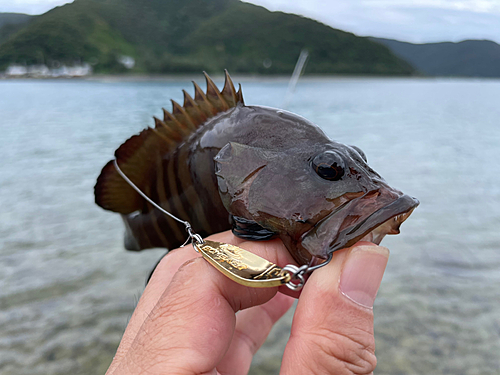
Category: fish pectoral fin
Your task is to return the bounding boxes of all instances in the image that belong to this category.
[122,214,141,251]
[231,215,277,241]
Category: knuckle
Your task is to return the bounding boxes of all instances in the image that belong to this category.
[298,326,377,374]
[233,328,259,355]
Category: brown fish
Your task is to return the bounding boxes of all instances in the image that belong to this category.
[95,71,418,266]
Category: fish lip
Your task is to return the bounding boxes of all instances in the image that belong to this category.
[299,189,419,262]
[327,193,419,253]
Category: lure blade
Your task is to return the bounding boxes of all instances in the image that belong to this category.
[194,240,291,288]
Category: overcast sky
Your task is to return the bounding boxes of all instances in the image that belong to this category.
[1,0,499,44]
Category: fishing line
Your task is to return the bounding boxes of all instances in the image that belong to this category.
[113,159,203,245]
[113,159,332,290]
[113,160,189,227]
[283,49,309,109]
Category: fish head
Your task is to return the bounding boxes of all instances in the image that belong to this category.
[215,139,419,265]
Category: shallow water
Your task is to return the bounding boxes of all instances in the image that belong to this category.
[0,76,499,374]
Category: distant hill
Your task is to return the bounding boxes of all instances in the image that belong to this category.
[0,13,33,44]
[0,0,414,75]
[183,4,413,75]
[372,37,500,78]
[0,13,32,28]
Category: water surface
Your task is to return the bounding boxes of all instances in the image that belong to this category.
[0,76,499,374]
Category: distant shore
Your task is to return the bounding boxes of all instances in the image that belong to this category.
[2,73,498,82]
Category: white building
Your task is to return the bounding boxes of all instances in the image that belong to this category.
[5,65,28,77]
[28,65,50,77]
[51,63,92,77]
[118,55,135,69]
[3,62,92,78]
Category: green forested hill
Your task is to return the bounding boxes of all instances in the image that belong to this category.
[0,13,32,28]
[184,3,414,75]
[0,0,415,75]
[0,13,33,44]
[0,2,137,71]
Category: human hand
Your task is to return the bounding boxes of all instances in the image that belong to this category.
[106,231,389,374]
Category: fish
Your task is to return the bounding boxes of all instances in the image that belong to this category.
[94,71,419,266]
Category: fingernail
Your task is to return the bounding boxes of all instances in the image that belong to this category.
[339,245,389,308]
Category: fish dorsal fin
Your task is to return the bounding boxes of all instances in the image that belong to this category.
[95,71,244,214]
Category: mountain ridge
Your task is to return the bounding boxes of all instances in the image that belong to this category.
[371,37,500,78]
[0,0,414,75]
[0,12,32,28]
[0,12,33,44]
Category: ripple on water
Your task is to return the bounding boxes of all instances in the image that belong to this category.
[1,77,499,374]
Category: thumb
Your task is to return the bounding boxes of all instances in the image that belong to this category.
[281,243,389,374]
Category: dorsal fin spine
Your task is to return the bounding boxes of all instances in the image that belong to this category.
[162,108,191,138]
[95,72,244,216]
[193,81,217,116]
[153,116,166,129]
[221,70,237,107]
[237,83,244,105]
[171,99,196,131]
[183,89,208,125]
[203,71,230,111]
[154,116,183,142]
[162,108,182,128]
[182,89,197,108]
[151,127,175,144]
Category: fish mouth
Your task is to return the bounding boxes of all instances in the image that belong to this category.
[300,189,419,261]
[341,194,418,248]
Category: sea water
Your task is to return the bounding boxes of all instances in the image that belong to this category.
[0,76,499,374]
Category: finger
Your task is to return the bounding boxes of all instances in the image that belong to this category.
[107,231,243,374]
[217,292,295,375]
[281,243,389,374]
[109,235,297,374]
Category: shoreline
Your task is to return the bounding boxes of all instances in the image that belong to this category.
[1,73,498,82]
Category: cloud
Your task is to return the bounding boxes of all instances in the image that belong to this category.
[244,0,500,43]
[361,0,500,14]
[0,0,72,15]
[385,6,500,42]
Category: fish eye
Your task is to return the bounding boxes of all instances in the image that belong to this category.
[350,145,367,162]
[312,151,345,181]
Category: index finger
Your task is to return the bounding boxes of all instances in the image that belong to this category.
[107,231,242,373]
[109,234,297,374]
[107,231,298,373]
